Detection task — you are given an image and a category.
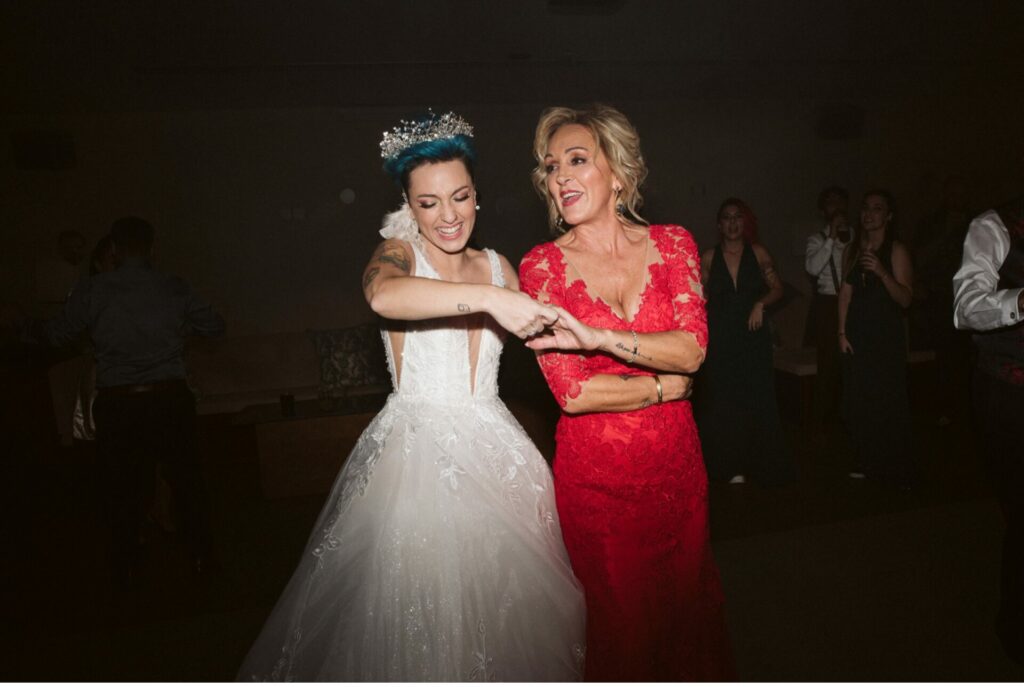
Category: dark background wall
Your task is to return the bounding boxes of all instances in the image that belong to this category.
[3,0,1022,344]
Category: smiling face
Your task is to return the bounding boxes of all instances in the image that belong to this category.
[406,159,477,255]
[543,124,620,228]
[860,193,892,233]
[717,203,745,241]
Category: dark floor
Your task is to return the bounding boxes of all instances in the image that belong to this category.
[2,361,1023,681]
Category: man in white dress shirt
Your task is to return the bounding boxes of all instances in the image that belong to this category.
[805,186,852,425]
[953,204,1024,665]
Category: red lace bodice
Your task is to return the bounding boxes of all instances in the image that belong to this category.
[519,224,734,681]
[519,224,707,407]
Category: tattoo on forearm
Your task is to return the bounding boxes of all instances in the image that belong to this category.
[457,303,471,313]
[363,267,380,289]
[615,342,653,362]
[378,249,411,273]
[619,374,633,381]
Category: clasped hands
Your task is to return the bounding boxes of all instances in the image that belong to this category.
[523,306,601,352]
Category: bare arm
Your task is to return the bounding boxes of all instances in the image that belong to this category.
[363,240,556,338]
[562,372,692,414]
[526,306,705,373]
[753,243,784,307]
[879,242,914,309]
[746,243,783,331]
[837,281,853,354]
[700,249,713,286]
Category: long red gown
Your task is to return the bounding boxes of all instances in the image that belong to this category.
[519,225,735,681]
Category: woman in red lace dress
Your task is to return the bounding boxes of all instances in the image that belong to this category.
[519,105,735,681]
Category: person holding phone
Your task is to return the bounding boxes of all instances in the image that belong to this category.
[805,185,852,425]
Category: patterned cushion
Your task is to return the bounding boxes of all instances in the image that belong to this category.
[308,324,389,403]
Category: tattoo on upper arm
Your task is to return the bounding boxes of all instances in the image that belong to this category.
[457,303,471,313]
[378,248,411,273]
[761,260,779,288]
[363,267,380,289]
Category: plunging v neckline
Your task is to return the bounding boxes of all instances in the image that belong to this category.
[555,233,653,326]
[411,238,494,397]
[719,243,745,292]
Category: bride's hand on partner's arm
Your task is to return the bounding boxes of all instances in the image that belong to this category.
[364,240,557,336]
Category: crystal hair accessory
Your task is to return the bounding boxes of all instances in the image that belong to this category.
[379,111,474,160]
[380,202,419,241]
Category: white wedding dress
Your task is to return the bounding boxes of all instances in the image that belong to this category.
[238,241,586,682]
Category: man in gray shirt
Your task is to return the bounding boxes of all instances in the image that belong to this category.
[34,216,225,586]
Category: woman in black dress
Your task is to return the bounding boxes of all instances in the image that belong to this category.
[838,189,918,487]
[697,198,796,486]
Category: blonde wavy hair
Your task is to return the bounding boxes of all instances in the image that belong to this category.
[531,104,649,234]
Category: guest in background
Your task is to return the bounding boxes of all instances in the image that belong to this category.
[805,185,852,425]
[30,217,224,586]
[35,230,87,316]
[838,189,918,487]
[37,229,90,447]
[70,234,177,534]
[71,234,115,443]
[953,200,1024,665]
[697,198,796,486]
[912,175,973,425]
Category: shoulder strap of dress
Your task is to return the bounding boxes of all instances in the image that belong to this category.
[484,248,505,288]
[407,238,439,280]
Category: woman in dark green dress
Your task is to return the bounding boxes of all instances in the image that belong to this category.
[838,189,919,488]
[697,198,796,486]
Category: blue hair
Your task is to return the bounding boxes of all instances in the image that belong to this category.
[383,134,477,192]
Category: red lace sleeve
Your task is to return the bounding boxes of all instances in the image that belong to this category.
[653,226,708,351]
[519,244,596,409]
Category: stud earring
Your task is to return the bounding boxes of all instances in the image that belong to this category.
[475,204,481,211]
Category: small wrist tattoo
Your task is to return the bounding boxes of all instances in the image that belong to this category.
[457,303,471,313]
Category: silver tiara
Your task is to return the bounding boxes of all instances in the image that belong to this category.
[379,110,474,160]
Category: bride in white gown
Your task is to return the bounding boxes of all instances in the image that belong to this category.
[238,112,586,682]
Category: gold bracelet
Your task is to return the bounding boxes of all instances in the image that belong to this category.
[653,374,663,404]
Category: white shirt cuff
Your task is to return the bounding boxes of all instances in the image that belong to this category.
[1004,288,1024,326]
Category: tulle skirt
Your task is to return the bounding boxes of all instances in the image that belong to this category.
[237,395,586,682]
